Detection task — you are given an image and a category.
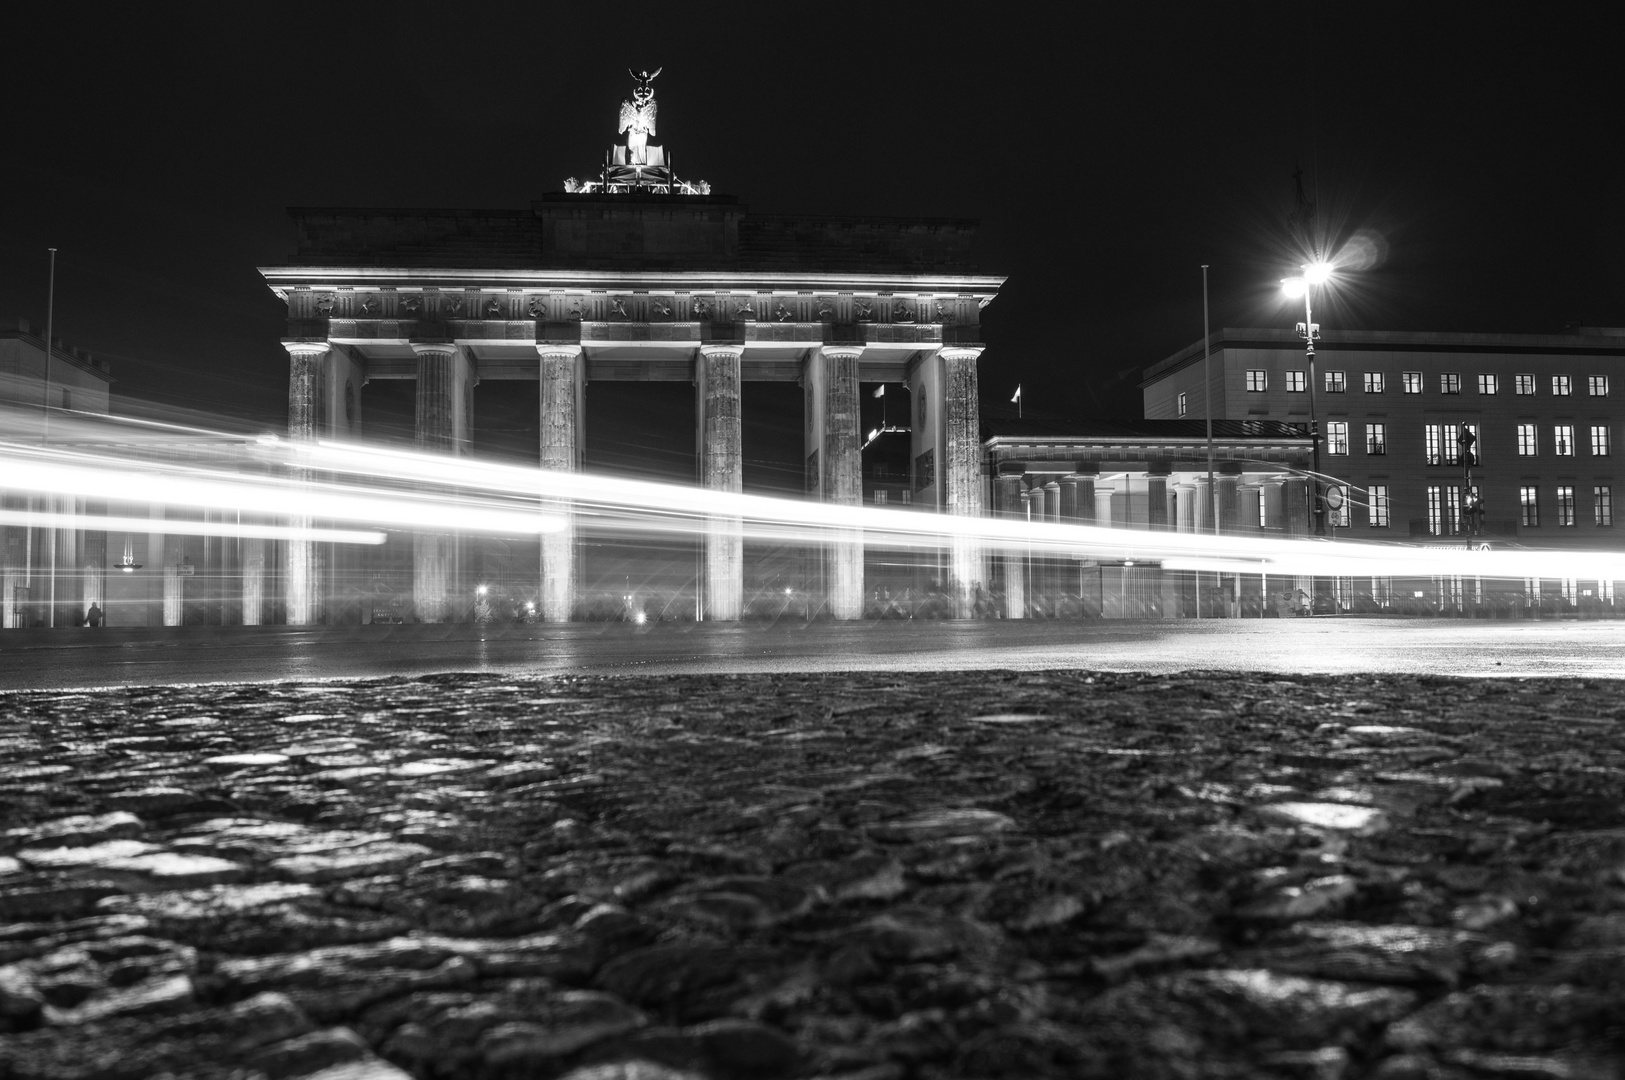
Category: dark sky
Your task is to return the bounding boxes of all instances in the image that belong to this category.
[5,3,1618,478]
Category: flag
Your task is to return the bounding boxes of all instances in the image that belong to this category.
[1011,384,1022,404]
[872,385,885,398]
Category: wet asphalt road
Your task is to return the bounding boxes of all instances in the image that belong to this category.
[1,617,1621,690]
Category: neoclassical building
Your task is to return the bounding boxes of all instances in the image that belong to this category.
[259,74,1002,623]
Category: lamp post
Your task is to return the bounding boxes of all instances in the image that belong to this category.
[1281,261,1331,537]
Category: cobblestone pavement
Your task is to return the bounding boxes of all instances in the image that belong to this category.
[2,671,1623,1079]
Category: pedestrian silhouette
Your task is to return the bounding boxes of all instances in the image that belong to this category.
[86,603,103,627]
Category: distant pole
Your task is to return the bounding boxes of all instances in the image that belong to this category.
[1202,265,1216,618]
[43,248,57,629]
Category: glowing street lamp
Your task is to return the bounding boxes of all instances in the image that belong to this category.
[1281,260,1333,537]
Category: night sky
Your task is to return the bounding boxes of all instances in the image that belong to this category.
[5,5,1618,487]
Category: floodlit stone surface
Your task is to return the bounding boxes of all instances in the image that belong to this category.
[0,669,1622,1078]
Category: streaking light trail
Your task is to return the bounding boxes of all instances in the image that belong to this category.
[6,407,1625,584]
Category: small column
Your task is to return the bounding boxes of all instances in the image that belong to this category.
[162,532,184,627]
[994,464,1025,619]
[283,341,329,625]
[940,348,985,617]
[1094,486,1114,528]
[1073,464,1099,525]
[1175,483,1196,533]
[1194,477,1214,535]
[412,344,463,623]
[81,504,106,621]
[1218,464,1242,535]
[1284,477,1311,536]
[1146,462,1171,531]
[538,344,583,622]
[1241,484,1263,535]
[821,346,864,620]
[697,345,744,620]
[241,537,265,626]
[1263,481,1286,534]
[1058,477,1080,522]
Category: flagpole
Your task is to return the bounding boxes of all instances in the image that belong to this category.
[1202,265,1215,619]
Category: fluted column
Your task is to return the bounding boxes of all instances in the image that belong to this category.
[1218,467,1241,535]
[1263,480,1286,534]
[1175,483,1196,533]
[994,465,1025,619]
[1146,463,1170,531]
[1194,477,1214,535]
[412,344,461,622]
[940,347,984,617]
[821,346,864,620]
[283,341,329,626]
[1073,465,1098,526]
[1094,486,1114,527]
[81,504,105,619]
[241,537,265,625]
[1284,478,1311,536]
[1241,484,1263,535]
[162,532,184,627]
[698,345,744,620]
[538,345,583,622]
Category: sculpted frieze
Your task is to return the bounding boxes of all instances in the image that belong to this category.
[893,300,916,323]
[816,298,836,320]
[315,294,337,317]
[485,297,503,317]
[774,300,795,322]
[852,298,874,322]
[691,296,712,319]
[528,296,549,319]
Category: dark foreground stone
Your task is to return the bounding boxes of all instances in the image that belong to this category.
[1,670,1623,1079]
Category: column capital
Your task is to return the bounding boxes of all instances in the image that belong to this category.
[411,342,458,358]
[699,343,745,359]
[535,344,583,360]
[819,345,864,361]
[938,346,984,362]
[282,341,330,358]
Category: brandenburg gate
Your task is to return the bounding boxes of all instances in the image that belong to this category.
[260,72,1003,623]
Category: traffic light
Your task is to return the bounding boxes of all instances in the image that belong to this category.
[1457,424,1478,467]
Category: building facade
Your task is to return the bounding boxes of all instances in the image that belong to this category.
[1142,327,1625,611]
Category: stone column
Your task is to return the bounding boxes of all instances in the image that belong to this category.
[1094,486,1115,527]
[412,344,462,623]
[821,346,864,620]
[1218,465,1241,535]
[1146,462,1170,531]
[81,503,106,619]
[1175,483,1196,533]
[940,348,985,618]
[283,341,329,626]
[1073,465,1098,526]
[162,532,185,627]
[698,345,744,620]
[1263,481,1285,534]
[538,345,583,623]
[994,465,1025,619]
[1194,477,1214,535]
[1284,478,1311,536]
[1241,485,1263,535]
[241,537,265,626]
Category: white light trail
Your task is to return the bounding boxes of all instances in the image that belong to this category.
[0,510,384,545]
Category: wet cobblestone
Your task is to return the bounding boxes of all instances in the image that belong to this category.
[1,671,1623,1079]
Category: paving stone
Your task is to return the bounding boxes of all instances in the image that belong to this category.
[1,670,1623,1076]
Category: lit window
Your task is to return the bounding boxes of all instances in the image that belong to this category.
[1402,372,1423,394]
[1177,391,1187,417]
[1589,375,1609,397]
[1592,425,1610,456]
[1324,371,1345,393]
[1426,485,1443,536]
[1424,424,1442,465]
[1286,370,1306,392]
[1440,373,1461,394]
[1557,485,1576,526]
[1555,424,1575,456]
[1517,424,1538,456]
[1246,369,1267,392]
[1364,372,1385,393]
[1365,422,1386,455]
[1515,374,1535,395]
[1553,375,1572,396]
[1596,485,1613,527]
[1520,486,1539,527]
[1478,374,1498,395]
[1324,421,1347,455]
[1368,484,1390,527]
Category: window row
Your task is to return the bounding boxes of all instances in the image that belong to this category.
[1245,371,1610,396]
[1520,485,1614,528]
[1316,422,1611,460]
